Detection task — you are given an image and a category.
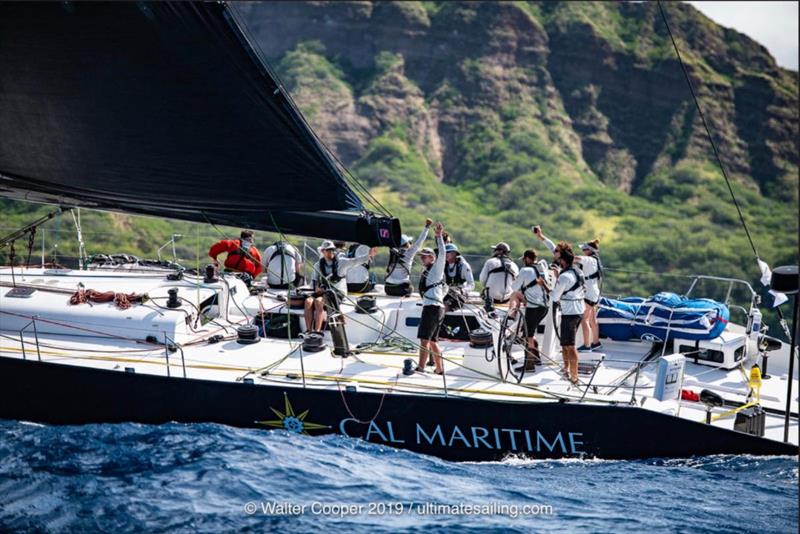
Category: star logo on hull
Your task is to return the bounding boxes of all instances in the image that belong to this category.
[256,393,329,435]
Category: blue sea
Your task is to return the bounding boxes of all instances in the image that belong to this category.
[0,421,796,533]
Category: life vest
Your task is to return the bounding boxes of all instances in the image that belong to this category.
[418,267,445,298]
[487,256,514,290]
[386,247,407,278]
[232,239,255,271]
[560,266,585,301]
[520,261,550,306]
[268,241,289,282]
[445,258,465,286]
[317,256,341,289]
[583,253,603,281]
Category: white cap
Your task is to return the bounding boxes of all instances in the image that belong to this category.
[318,240,336,252]
[400,234,412,246]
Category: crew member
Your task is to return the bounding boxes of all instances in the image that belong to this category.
[304,240,377,333]
[263,240,303,289]
[416,223,447,374]
[550,244,585,385]
[384,218,432,297]
[208,230,263,279]
[532,225,558,255]
[345,243,375,293]
[443,243,474,310]
[532,225,563,280]
[479,242,519,304]
[509,249,552,372]
[575,240,602,351]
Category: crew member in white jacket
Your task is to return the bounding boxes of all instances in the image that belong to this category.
[384,218,432,297]
[479,242,519,303]
[305,240,377,333]
[550,244,585,385]
[262,241,303,289]
[415,223,447,375]
[575,240,603,352]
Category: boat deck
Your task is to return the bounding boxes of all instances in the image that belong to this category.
[1,267,797,449]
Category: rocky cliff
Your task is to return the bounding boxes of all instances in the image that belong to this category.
[239,1,797,201]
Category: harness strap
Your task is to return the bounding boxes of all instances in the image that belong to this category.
[446,258,465,286]
[268,241,288,282]
[560,266,585,301]
[386,248,408,277]
[318,257,341,288]
[419,268,446,296]
[487,257,513,291]
[232,239,249,271]
[584,254,603,280]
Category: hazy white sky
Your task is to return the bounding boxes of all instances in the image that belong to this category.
[688,1,799,70]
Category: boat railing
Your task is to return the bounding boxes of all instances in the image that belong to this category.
[684,274,756,302]
[579,354,605,401]
[18,317,42,362]
[164,333,187,379]
[597,357,662,400]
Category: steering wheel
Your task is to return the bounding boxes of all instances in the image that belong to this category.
[497,311,530,384]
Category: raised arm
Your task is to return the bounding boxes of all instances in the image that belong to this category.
[429,225,446,283]
[406,219,432,260]
[336,246,377,271]
[208,239,235,261]
[532,225,556,253]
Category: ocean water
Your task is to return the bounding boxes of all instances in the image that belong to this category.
[0,421,796,533]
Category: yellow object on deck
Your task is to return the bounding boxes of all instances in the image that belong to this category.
[749,364,762,403]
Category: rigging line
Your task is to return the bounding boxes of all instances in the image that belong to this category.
[657,1,760,262]
[226,2,392,218]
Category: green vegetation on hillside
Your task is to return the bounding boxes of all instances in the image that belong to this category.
[1,1,797,336]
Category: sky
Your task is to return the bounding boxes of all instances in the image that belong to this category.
[687,1,799,70]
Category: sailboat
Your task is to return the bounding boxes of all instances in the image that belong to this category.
[0,2,797,462]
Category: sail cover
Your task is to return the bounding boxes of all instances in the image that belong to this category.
[0,2,399,246]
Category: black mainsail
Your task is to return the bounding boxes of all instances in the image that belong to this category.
[0,2,399,246]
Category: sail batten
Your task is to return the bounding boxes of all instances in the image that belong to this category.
[0,2,399,246]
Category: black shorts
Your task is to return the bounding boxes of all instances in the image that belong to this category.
[417,305,446,341]
[559,314,582,347]
[584,298,598,307]
[385,282,412,297]
[347,281,375,294]
[524,306,548,336]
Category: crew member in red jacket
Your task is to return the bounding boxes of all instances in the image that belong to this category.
[208,230,264,278]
